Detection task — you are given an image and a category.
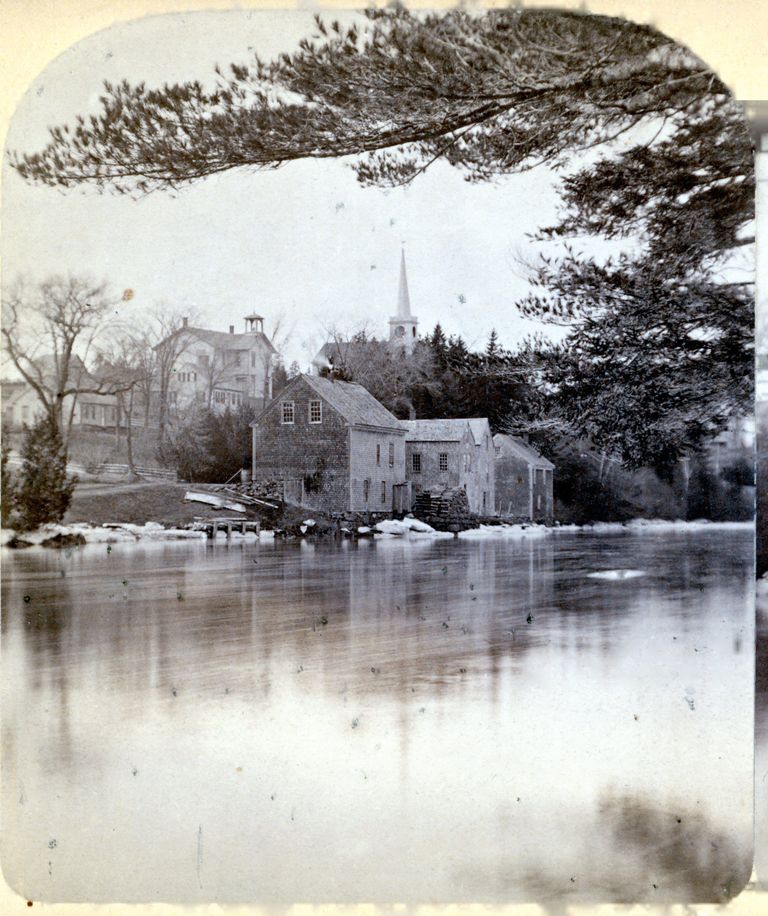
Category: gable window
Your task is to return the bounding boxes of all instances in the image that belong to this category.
[389,442,395,467]
[309,400,322,424]
[412,453,421,474]
[363,479,370,502]
[281,401,295,424]
[439,453,448,472]
[376,443,381,465]
[494,445,501,457]
[381,480,387,504]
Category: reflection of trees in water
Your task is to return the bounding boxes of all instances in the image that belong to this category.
[594,790,750,903]
[486,791,749,906]
[755,598,768,881]
[2,532,752,777]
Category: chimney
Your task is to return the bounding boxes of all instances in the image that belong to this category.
[182,316,188,328]
[229,325,234,334]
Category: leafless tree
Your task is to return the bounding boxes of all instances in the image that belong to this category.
[1,275,122,450]
[149,304,200,442]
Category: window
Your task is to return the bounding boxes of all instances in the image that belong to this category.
[412,453,421,474]
[439,453,448,472]
[537,494,542,511]
[214,390,226,403]
[494,445,501,457]
[363,479,370,502]
[463,453,471,472]
[309,400,322,424]
[536,468,544,485]
[381,481,387,504]
[281,401,295,424]
[389,442,394,467]
[376,443,381,465]
[251,352,256,368]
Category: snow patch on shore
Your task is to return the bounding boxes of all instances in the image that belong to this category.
[375,518,445,537]
[2,522,275,546]
[459,524,551,540]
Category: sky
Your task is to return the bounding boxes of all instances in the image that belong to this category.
[0,9,586,370]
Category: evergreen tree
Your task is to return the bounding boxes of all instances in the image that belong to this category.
[15,418,77,531]
[11,10,737,196]
[2,440,15,527]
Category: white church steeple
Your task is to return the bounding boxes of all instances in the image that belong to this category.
[389,248,419,351]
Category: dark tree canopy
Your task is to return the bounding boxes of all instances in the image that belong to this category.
[11,8,738,194]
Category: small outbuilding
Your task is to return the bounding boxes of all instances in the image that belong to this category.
[403,418,496,516]
[251,374,408,514]
[493,433,554,522]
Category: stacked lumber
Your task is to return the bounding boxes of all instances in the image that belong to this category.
[412,487,478,531]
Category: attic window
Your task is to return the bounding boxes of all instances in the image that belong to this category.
[495,445,501,456]
[309,400,322,424]
[281,401,295,424]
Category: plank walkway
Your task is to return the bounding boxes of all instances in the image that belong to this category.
[187,517,262,540]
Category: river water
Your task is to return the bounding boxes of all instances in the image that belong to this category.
[1,526,754,905]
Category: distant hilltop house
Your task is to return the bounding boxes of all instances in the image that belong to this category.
[250,373,410,514]
[160,313,277,414]
[493,434,554,522]
[403,418,496,516]
[311,249,419,373]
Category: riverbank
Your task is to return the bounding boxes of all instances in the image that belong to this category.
[2,516,753,549]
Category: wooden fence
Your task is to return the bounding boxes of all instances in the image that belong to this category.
[7,455,177,481]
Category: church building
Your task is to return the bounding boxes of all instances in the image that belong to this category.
[388,249,419,351]
[311,250,419,373]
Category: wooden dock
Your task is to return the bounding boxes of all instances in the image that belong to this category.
[188,517,261,540]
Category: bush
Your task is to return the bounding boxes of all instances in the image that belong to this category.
[14,418,77,531]
[158,404,255,483]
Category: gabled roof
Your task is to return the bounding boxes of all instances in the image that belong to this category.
[182,327,277,354]
[403,417,489,444]
[403,418,471,442]
[493,433,554,469]
[253,374,405,432]
[467,418,491,446]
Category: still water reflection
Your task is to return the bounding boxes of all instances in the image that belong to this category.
[1,529,753,904]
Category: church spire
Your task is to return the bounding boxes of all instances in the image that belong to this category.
[397,248,412,319]
[389,247,418,351]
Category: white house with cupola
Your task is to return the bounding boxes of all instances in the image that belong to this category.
[160,313,278,414]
